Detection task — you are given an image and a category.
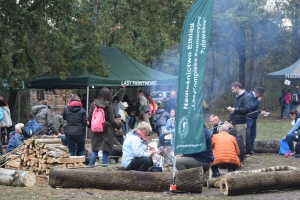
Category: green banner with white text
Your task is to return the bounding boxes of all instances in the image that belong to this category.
[175,0,214,155]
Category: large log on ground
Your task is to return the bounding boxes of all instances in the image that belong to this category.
[220,167,300,195]
[49,167,203,192]
[207,165,299,188]
[0,168,36,187]
[253,139,280,153]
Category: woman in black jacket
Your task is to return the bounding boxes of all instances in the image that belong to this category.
[63,95,88,156]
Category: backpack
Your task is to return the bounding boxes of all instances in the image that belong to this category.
[91,103,106,133]
[24,119,41,138]
[292,92,299,104]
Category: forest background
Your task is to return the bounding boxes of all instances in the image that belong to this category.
[0,0,299,122]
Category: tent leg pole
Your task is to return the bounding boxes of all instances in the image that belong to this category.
[18,91,20,122]
[86,86,89,140]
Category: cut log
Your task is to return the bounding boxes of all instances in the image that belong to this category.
[253,139,280,153]
[34,138,61,145]
[44,144,69,152]
[49,167,203,192]
[0,168,36,187]
[6,160,21,168]
[220,166,300,195]
[207,166,299,188]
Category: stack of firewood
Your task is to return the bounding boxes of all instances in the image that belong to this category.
[4,135,85,175]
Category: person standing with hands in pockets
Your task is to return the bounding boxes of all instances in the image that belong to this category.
[246,87,267,155]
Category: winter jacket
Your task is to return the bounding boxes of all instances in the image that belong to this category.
[0,107,3,121]
[6,133,24,153]
[63,105,87,136]
[138,95,149,115]
[154,109,170,127]
[0,106,12,127]
[247,92,261,119]
[184,128,214,163]
[284,93,292,104]
[121,130,150,169]
[52,113,65,131]
[32,105,59,134]
[227,90,251,125]
[164,117,176,135]
[212,131,240,167]
[287,115,300,135]
[88,99,122,153]
[228,128,245,161]
[209,120,223,135]
[165,97,177,114]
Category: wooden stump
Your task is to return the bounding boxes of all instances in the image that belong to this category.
[253,139,280,153]
[0,168,36,187]
[220,168,300,195]
[49,167,203,192]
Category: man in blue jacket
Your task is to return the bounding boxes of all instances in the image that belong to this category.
[246,87,266,154]
[6,123,25,153]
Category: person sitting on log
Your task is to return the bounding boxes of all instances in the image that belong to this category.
[6,123,25,153]
[121,121,157,171]
[32,100,61,136]
[175,126,214,172]
[224,121,245,163]
[211,124,241,177]
[110,114,124,164]
[283,109,300,157]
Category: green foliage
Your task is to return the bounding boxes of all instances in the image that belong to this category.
[0,0,107,89]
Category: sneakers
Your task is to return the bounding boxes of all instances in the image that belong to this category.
[284,151,295,157]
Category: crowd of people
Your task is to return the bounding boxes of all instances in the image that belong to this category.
[2,81,299,177]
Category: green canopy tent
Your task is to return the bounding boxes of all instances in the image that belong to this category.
[28,47,178,89]
[265,58,300,80]
[28,47,178,133]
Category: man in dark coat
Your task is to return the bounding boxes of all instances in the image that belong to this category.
[165,90,177,114]
[246,87,266,154]
[227,82,251,154]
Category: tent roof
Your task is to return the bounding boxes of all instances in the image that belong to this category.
[265,58,300,80]
[28,47,178,88]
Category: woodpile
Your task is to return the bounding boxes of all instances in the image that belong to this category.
[2,135,85,176]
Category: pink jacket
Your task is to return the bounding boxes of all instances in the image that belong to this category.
[284,93,292,104]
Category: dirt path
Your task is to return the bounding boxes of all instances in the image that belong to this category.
[1,153,300,199]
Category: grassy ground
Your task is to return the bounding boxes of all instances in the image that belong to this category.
[1,112,300,200]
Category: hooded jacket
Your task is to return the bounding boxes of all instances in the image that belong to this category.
[32,105,59,134]
[88,99,122,153]
[63,103,87,135]
[154,109,170,127]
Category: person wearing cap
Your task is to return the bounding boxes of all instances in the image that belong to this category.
[246,87,266,154]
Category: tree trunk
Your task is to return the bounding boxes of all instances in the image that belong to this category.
[0,168,36,187]
[49,167,203,192]
[253,139,280,153]
[221,169,300,195]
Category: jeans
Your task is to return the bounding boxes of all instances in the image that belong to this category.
[90,150,109,167]
[176,157,212,171]
[156,126,165,137]
[65,134,85,156]
[285,133,300,152]
[286,104,291,118]
[246,118,257,151]
[125,116,131,132]
[127,157,152,171]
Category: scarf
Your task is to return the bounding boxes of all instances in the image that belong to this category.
[134,129,148,146]
[69,101,82,107]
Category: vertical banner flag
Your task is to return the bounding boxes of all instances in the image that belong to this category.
[175,0,214,155]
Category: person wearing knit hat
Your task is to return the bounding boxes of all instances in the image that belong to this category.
[246,87,267,155]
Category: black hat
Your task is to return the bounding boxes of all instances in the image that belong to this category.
[254,87,265,95]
